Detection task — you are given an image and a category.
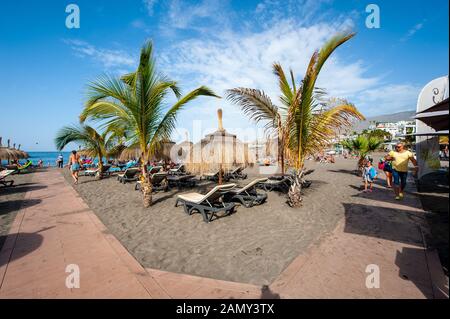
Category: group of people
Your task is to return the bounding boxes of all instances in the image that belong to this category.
[362,142,418,200]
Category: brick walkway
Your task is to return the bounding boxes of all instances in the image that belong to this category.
[0,169,446,298]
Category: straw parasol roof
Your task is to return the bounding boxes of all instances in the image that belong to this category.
[118,140,175,162]
[0,138,25,160]
[171,132,194,163]
[184,108,253,180]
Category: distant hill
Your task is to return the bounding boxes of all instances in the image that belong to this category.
[353,110,416,132]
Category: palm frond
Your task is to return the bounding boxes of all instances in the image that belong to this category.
[226,88,280,133]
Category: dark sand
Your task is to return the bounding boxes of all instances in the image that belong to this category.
[61,156,395,285]
[0,172,36,250]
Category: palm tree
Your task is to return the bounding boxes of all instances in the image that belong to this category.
[55,124,109,178]
[227,32,364,206]
[80,40,219,207]
[342,135,383,174]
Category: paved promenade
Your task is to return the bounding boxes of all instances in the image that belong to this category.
[0,169,446,298]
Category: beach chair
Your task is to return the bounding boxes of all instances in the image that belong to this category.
[0,169,15,187]
[148,166,162,175]
[225,166,247,180]
[201,170,230,182]
[259,176,292,192]
[175,183,237,223]
[167,174,197,188]
[168,164,186,175]
[224,178,268,207]
[82,165,111,177]
[135,172,169,192]
[14,161,34,174]
[117,167,141,183]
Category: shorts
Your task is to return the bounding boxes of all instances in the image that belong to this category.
[70,163,80,172]
[392,169,407,188]
[383,165,392,173]
[364,175,374,183]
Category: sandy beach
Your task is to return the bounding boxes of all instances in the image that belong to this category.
[58,154,423,285]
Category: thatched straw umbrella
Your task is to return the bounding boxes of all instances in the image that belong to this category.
[185,108,252,184]
[118,140,175,163]
[17,144,29,159]
[118,146,141,162]
[0,137,16,161]
[171,132,194,164]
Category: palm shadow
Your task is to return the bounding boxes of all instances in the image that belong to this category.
[0,231,46,267]
[0,198,42,215]
[0,184,47,195]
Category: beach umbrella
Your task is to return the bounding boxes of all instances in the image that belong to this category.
[0,137,16,160]
[185,108,251,184]
[17,144,29,159]
[171,132,194,164]
[118,146,141,162]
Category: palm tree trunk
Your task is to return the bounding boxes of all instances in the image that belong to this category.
[96,152,104,180]
[288,169,304,207]
[141,152,153,207]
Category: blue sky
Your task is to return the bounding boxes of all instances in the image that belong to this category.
[0,0,448,151]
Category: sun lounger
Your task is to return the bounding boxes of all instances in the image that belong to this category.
[117,167,141,183]
[175,183,237,223]
[169,164,186,175]
[82,164,112,177]
[135,171,169,192]
[148,166,163,175]
[0,169,15,187]
[201,170,231,182]
[259,176,292,192]
[224,178,268,207]
[226,166,247,180]
[13,161,34,174]
[167,174,196,188]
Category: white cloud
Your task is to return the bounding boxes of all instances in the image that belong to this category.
[401,21,425,42]
[163,0,230,31]
[64,39,136,69]
[352,84,421,117]
[143,0,158,16]
[161,20,379,118]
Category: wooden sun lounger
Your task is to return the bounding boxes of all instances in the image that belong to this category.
[224,178,268,207]
[175,183,237,223]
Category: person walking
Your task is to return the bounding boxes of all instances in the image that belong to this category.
[68,150,82,185]
[385,142,418,200]
[378,158,393,188]
[362,160,377,193]
[56,153,64,168]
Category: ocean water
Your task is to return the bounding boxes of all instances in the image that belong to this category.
[1,151,71,167]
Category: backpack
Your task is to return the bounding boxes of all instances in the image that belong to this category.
[369,167,378,179]
[378,161,385,170]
